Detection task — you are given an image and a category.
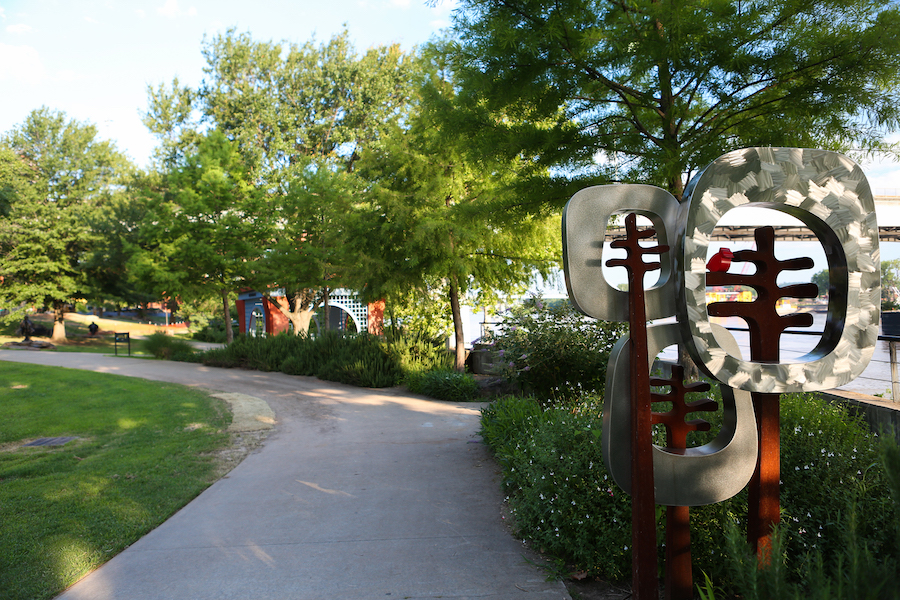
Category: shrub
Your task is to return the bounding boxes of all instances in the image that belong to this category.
[384,327,453,375]
[317,334,401,388]
[418,370,478,402]
[191,318,235,343]
[486,296,627,406]
[197,331,402,388]
[480,391,900,589]
[480,395,542,453]
[142,333,196,360]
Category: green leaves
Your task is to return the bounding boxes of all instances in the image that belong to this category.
[0,109,132,332]
[131,130,266,341]
[450,0,900,199]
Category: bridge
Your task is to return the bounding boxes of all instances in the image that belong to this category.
[606,195,900,241]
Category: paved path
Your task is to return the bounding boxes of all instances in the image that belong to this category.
[0,351,568,600]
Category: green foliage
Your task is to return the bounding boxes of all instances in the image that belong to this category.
[0,363,230,600]
[384,327,454,374]
[487,397,633,579]
[315,333,402,388]
[197,332,403,388]
[882,260,900,311]
[711,505,900,600]
[142,333,196,360]
[486,296,627,405]
[449,0,900,203]
[130,130,266,343]
[383,290,454,341]
[418,370,479,402]
[144,30,420,332]
[0,108,132,336]
[480,392,900,589]
[191,318,234,344]
[811,269,830,298]
[355,48,561,370]
[480,395,542,453]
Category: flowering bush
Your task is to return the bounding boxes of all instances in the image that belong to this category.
[485,296,627,406]
[481,391,900,590]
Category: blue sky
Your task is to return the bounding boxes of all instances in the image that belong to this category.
[0,0,457,168]
[1,0,898,194]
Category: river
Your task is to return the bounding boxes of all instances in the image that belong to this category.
[653,312,899,400]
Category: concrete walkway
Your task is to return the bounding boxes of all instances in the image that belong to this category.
[0,351,568,600]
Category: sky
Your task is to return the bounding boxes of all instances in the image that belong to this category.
[1,0,899,190]
[0,0,458,168]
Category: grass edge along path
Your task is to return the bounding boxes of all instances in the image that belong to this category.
[0,362,235,600]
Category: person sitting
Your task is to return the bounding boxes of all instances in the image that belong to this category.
[88,322,99,336]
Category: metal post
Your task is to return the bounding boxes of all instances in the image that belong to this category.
[891,341,899,402]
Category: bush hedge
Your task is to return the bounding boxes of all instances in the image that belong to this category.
[142,332,196,360]
[485,296,627,406]
[481,391,900,593]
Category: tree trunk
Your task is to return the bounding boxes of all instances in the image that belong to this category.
[322,286,330,331]
[291,310,314,335]
[222,290,234,344]
[51,303,67,343]
[449,275,466,372]
[265,291,320,336]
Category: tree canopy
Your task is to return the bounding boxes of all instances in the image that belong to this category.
[448,0,900,203]
[357,47,560,369]
[130,130,267,343]
[143,29,421,334]
[0,108,132,340]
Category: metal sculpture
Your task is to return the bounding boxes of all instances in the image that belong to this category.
[562,147,880,600]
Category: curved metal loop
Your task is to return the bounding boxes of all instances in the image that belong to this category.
[603,324,758,506]
[676,148,880,393]
[563,184,680,322]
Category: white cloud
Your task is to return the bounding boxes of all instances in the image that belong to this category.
[0,8,6,20]
[6,23,33,34]
[0,43,45,84]
[390,0,412,7]
[55,69,82,83]
[135,8,146,18]
[157,0,197,18]
[84,16,98,24]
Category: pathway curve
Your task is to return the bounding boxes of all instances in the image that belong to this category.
[0,351,568,600]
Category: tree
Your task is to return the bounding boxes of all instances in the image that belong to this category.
[811,269,830,298]
[144,29,420,333]
[448,0,900,205]
[253,160,368,335]
[131,130,266,343]
[882,260,900,311]
[0,108,131,341]
[356,48,560,370]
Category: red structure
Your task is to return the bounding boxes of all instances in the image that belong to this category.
[235,290,384,337]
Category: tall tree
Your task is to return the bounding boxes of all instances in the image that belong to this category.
[357,48,560,370]
[448,0,900,204]
[0,108,131,341]
[131,130,266,343]
[254,159,368,334]
[144,29,419,333]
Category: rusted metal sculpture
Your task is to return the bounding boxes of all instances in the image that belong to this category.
[605,213,669,600]
[706,226,818,557]
[650,365,715,599]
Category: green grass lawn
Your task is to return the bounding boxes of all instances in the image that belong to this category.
[0,314,193,356]
[0,363,233,600]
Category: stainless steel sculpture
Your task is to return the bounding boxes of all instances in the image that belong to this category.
[676,147,880,393]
